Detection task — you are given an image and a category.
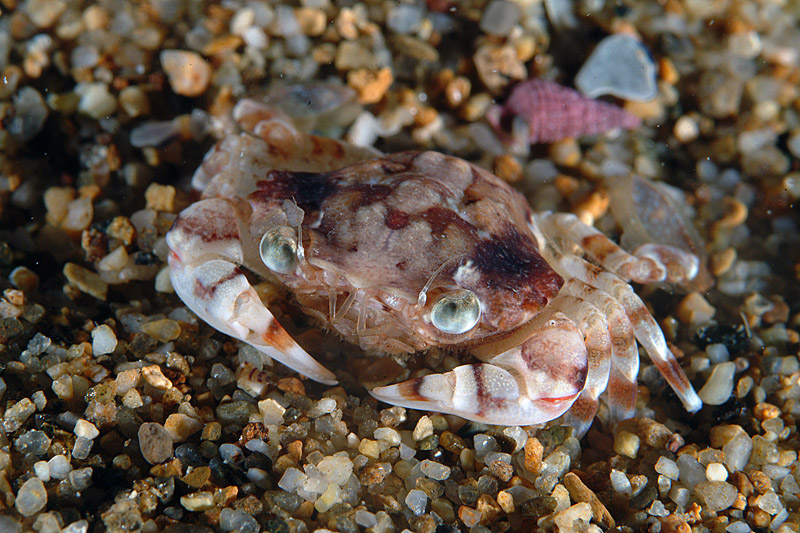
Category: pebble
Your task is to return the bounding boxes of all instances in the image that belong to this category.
[9,266,39,292]
[140,319,181,343]
[677,454,706,489]
[706,462,728,482]
[575,34,658,101]
[15,477,47,517]
[563,473,615,528]
[674,115,699,143]
[386,5,423,34]
[654,457,680,480]
[317,456,354,486]
[413,416,433,441]
[160,50,211,97]
[695,481,738,512]
[419,459,450,481]
[180,491,215,512]
[698,362,736,405]
[48,455,71,479]
[258,399,286,425]
[553,502,593,531]
[76,82,117,120]
[610,469,632,495]
[72,436,93,460]
[479,0,520,37]
[347,67,393,104]
[220,508,259,533]
[9,86,48,142]
[63,263,108,300]
[24,0,67,28]
[74,419,100,440]
[614,431,640,459]
[3,398,35,433]
[91,324,117,356]
[138,422,174,464]
[473,44,525,94]
[164,413,203,442]
[405,489,428,516]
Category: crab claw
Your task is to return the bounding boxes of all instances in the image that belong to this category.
[167,199,337,385]
[371,314,587,426]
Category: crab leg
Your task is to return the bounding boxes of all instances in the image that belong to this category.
[536,212,699,284]
[556,254,702,413]
[371,306,589,426]
[166,198,337,385]
[562,279,639,425]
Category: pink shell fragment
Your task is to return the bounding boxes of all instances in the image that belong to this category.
[487,79,642,144]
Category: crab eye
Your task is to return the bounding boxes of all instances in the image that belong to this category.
[431,289,481,334]
[260,226,298,274]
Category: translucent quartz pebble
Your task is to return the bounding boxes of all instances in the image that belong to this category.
[575,34,657,101]
[419,460,451,481]
[654,457,679,480]
[386,5,423,34]
[698,362,736,405]
[405,489,428,516]
[676,455,705,489]
[479,0,520,37]
[15,477,47,517]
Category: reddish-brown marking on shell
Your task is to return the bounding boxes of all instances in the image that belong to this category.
[263,319,294,351]
[192,267,242,300]
[173,205,240,243]
[385,209,410,230]
[582,234,618,264]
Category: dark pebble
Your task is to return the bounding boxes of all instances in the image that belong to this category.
[477,475,498,496]
[630,484,658,510]
[519,496,557,518]
[694,324,748,354]
[457,479,479,506]
[272,491,302,513]
[264,519,290,533]
[175,443,206,467]
[0,317,24,343]
[244,451,272,471]
[418,434,439,450]
[336,517,358,533]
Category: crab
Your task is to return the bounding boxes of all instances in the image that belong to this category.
[166,97,703,436]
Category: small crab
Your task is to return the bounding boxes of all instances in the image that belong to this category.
[167,98,702,436]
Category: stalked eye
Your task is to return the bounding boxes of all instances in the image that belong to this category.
[260,226,298,274]
[431,289,481,335]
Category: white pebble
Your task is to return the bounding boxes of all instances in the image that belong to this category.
[48,454,71,479]
[575,34,657,101]
[698,362,736,405]
[91,324,117,356]
[726,521,751,533]
[706,462,728,482]
[405,489,428,516]
[419,459,451,481]
[610,469,632,495]
[355,509,378,528]
[674,115,699,143]
[14,478,47,517]
[374,427,401,446]
[77,82,117,120]
[74,419,100,440]
[723,434,752,472]
[258,398,285,426]
[669,485,690,507]
[654,457,680,480]
[33,461,50,482]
